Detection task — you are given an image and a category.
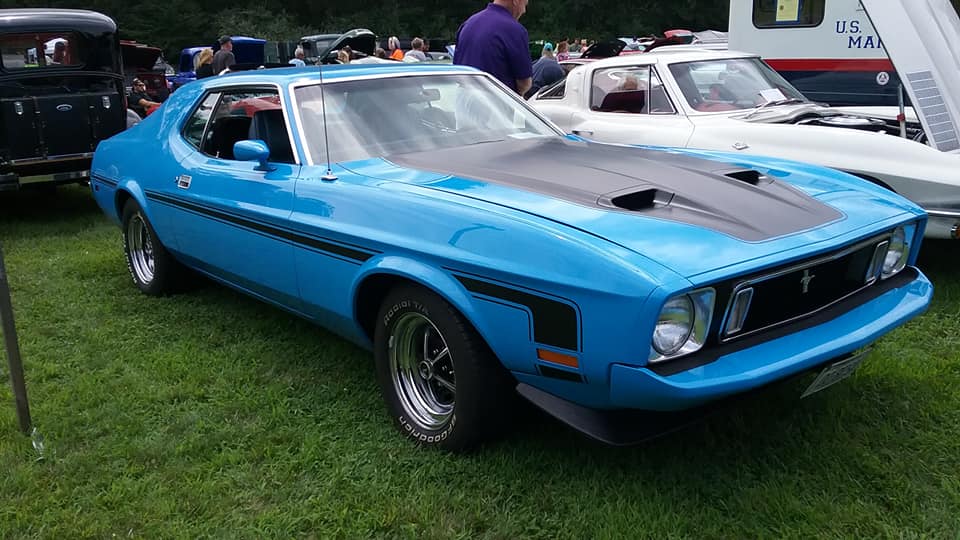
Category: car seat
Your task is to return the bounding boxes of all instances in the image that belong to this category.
[207,115,252,160]
[248,109,295,164]
[598,90,647,113]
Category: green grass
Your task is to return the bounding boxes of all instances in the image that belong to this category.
[1,185,959,538]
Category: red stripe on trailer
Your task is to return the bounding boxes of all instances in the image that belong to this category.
[766,58,895,72]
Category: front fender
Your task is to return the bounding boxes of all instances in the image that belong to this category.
[351,255,585,375]
[352,255,496,347]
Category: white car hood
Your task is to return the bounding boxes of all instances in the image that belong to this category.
[861,0,960,153]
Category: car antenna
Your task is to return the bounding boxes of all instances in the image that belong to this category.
[317,58,337,181]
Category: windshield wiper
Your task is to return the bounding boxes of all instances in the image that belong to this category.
[744,98,808,119]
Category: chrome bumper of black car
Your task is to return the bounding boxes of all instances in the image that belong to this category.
[1,170,90,191]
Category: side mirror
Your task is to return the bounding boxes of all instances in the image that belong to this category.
[234,139,274,171]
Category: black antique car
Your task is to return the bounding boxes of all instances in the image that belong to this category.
[0,9,126,191]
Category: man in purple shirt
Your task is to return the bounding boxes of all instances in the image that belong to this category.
[453,0,533,96]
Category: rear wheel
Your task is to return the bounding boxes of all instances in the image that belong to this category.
[121,199,186,296]
[374,284,513,451]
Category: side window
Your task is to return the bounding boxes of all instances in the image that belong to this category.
[201,88,295,164]
[182,92,220,150]
[591,66,651,114]
[753,0,826,28]
[648,68,675,114]
[536,79,566,100]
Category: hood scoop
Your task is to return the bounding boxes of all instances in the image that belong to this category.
[604,188,674,211]
[723,169,770,186]
[387,138,843,242]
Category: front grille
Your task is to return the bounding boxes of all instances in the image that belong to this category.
[721,237,884,341]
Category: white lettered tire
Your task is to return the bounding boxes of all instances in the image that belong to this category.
[374,284,513,451]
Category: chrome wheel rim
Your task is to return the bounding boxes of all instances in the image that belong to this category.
[126,214,155,284]
[389,312,456,430]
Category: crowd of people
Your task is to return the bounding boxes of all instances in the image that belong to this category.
[181,0,590,101]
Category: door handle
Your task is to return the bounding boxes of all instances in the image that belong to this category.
[572,129,594,137]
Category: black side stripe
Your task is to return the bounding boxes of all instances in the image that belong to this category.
[91,174,117,188]
[538,364,585,383]
[455,275,579,351]
[145,190,376,262]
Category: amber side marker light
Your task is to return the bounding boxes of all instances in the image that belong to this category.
[537,348,579,369]
[951,223,959,240]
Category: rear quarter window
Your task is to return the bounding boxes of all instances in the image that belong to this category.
[182,92,221,150]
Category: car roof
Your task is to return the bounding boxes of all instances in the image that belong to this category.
[0,8,117,34]
[196,63,483,88]
[580,48,758,70]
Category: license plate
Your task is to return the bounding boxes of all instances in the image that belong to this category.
[801,349,870,398]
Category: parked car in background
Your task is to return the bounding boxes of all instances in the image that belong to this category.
[300,28,376,64]
[120,40,170,101]
[169,36,267,90]
[0,9,126,191]
[531,49,960,240]
[90,64,930,449]
[169,45,204,90]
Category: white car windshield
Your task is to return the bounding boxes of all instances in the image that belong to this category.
[295,74,559,163]
[669,58,808,112]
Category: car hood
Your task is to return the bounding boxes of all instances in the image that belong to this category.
[121,43,162,70]
[861,0,960,153]
[349,138,919,279]
[320,29,377,59]
[581,39,626,59]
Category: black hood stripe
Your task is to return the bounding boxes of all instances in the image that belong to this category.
[388,138,843,242]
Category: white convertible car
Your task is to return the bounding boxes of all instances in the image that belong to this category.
[530,49,960,240]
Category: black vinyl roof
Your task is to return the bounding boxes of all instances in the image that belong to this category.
[0,9,117,35]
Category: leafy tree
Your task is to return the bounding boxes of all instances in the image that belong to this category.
[6,0,959,60]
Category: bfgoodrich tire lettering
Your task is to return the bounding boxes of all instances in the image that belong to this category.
[374,284,513,451]
[121,199,186,296]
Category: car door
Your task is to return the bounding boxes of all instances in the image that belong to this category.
[171,86,303,309]
[570,64,695,147]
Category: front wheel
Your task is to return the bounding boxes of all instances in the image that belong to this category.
[121,199,186,296]
[374,284,513,451]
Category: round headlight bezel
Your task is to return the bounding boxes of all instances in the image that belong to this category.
[652,295,695,356]
[882,226,908,278]
[649,288,716,364]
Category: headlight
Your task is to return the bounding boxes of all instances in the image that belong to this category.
[650,288,716,363]
[882,226,908,278]
[652,296,694,356]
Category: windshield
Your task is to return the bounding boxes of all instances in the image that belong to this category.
[294,74,559,163]
[669,57,807,112]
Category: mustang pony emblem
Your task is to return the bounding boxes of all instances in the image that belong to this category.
[800,269,816,294]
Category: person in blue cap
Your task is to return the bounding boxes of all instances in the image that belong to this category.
[527,41,565,98]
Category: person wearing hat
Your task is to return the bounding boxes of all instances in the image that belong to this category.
[128,78,161,118]
[526,41,564,98]
[212,35,236,75]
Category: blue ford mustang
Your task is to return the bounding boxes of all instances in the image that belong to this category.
[90,64,932,449]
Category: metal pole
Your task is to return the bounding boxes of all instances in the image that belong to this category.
[0,242,31,434]
[897,83,908,139]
